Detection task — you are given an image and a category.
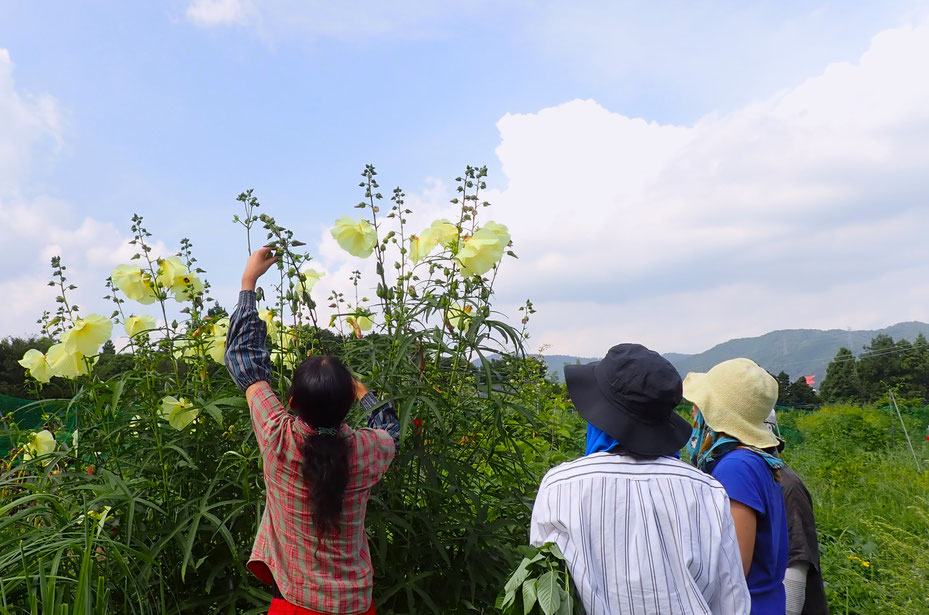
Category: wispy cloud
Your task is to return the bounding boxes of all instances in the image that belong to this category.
[521,1,927,114]
[183,0,489,41]
[0,50,165,339]
[186,0,257,27]
[0,49,63,196]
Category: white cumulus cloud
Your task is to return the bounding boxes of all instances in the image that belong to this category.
[477,22,929,355]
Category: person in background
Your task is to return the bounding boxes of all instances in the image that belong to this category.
[764,411,829,615]
[684,359,789,615]
[531,343,750,615]
[225,247,400,615]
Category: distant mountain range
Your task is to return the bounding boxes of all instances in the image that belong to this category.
[541,355,601,382]
[541,321,929,385]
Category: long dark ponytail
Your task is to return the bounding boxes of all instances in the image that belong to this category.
[287,355,355,535]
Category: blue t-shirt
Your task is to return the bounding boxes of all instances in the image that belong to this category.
[710,448,788,615]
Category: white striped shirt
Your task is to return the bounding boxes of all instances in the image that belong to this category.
[530,452,750,615]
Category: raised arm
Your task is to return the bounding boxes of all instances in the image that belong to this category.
[354,379,401,448]
[224,247,278,395]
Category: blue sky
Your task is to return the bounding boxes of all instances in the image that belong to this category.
[2,1,929,360]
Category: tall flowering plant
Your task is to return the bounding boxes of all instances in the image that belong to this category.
[1,165,583,615]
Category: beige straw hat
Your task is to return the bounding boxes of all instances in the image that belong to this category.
[682,358,780,449]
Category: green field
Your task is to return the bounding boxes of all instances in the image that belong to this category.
[777,405,929,614]
[3,173,928,614]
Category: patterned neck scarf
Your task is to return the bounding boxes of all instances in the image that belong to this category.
[687,412,784,473]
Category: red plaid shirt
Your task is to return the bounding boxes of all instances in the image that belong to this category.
[246,383,394,613]
[225,291,397,613]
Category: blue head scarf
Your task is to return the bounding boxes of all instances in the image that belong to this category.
[585,424,620,455]
[585,423,681,458]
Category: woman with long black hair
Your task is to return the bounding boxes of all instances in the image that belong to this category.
[225,247,400,615]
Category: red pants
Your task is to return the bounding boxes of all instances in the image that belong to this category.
[268,598,376,615]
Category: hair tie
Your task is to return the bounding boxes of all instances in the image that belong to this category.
[316,426,339,436]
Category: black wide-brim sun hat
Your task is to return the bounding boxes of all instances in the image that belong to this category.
[564,344,692,457]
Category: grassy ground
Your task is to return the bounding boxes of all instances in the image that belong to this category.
[778,406,929,615]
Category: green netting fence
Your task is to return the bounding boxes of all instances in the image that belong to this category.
[0,394,70,457]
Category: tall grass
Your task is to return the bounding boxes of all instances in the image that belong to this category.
[779,405,929,614]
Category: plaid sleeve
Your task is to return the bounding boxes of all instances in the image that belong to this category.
[361,392,400,448]
[224,290,273,391]
[246,381,290,454]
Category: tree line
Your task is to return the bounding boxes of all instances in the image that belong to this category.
[768,333,929,408]
[819,333,929,405]
[5,331,928,409]
[773,370,819,408]
[0,336,132,400]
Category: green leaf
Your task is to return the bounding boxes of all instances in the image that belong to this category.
[201,402,223,426]
[207,395,248,408]
[527,551,546,565]
[495,588,510,611]
[536,571,561,615]
[541,542,565,561]
[504,558,531,592]
[109,376,127,412]
[555,590,572,615]
[522,578,538,615]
